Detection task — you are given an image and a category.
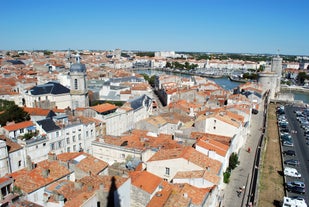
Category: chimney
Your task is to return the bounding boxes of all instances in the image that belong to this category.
[42,168,50,178]
[26,155,33,171]
[74,180,83,190]
[48,151,57,161]
[183,193,188,198]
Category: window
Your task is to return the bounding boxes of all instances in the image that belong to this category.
[18,160,22,167]
[20,128,24,133]
[66,138,70,144]
[73,145,76,151]
[67,147,70,152]
[43,143,46,147]
[36,145,38,149]
[73,136,76,142]
[78,134,81,140]
[213,126,216,130]
[56,131,59,137]
[86,131,89,137]
[165,167,170,175]
[50,143,55,150]
[58,141,62,148]
[74,79,78,90]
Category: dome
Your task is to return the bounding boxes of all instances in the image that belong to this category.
[70,63,86,73]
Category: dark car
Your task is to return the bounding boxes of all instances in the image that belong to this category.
[284,159,300,166]
[286,185,305,194]
[283,150,296,156]
[286,181,305,189]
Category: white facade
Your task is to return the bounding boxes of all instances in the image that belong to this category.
[102,110,134,136]
[147,158,205,182]
[23,92,72,109]
[18,136,49,163]
[204,117,240,138]
[0,140,9,177]
[9,147,25,173]
[57,72,71,89]
[172,177,215,188]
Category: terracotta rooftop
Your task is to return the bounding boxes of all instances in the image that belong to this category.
[146,181,173,207]
[102,129,180,151]
[2,121,34,132]
[23,107,51,116]
[172,183,212,206]
[10,160,71,194]
[0,135,23,153]
[173,170,220,185]
[191,132,231,146]
[196,138,229,157]
[148,147,222,175]
[130,171,163,194]
[91,103,118,113]
[57,152,108,175]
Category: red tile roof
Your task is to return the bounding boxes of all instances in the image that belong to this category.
[2,121,34,132]
[0,135,23,153]
[130,171,163,194]
[10,160,71,194]
[91,103,118,113]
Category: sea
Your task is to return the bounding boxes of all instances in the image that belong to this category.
[135,69,309,104]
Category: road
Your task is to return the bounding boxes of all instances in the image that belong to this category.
[282,105,309,203]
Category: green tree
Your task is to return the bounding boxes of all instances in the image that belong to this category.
[297,72,308,85]
[223,171,231,183]
[166,62,172,68]
[43,50,53,56]
[0,100,30,126]
[228,152,239,171]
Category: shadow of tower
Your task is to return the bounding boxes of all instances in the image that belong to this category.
[107,176,121,207]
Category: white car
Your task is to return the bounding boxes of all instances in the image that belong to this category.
[282,196,307,207]
[284,167,301,178]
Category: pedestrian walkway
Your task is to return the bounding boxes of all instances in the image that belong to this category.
[221,104,265,207]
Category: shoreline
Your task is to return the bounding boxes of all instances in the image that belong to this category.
[281,86,309,93]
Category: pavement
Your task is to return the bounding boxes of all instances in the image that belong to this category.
[221,103,265,207]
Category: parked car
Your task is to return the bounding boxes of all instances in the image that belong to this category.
[282,196,307,207]
[284,167,301,178]
[284,159,300,166]
[286,181,305,189]
[283,141,294,147]
[283,150,296,156]
[280,127,290,133]
[286,185,305,194]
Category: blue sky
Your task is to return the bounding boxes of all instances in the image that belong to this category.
[1,0,309,55]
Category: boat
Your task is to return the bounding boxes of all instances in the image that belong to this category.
[228,75,248,83]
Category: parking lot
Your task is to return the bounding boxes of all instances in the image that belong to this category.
[279,105,309,204]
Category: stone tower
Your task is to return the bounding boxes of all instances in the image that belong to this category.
[258,55,282,100]
[70,54,89,109]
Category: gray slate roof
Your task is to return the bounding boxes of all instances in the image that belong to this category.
[128,94,152,110]
[37,118,60,133]
[29,82,70,95]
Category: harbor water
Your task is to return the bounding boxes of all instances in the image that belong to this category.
[136,69,309,104]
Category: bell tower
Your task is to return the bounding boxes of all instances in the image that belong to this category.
[69,54,89,109]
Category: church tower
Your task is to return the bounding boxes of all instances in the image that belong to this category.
[69,54,89,109]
